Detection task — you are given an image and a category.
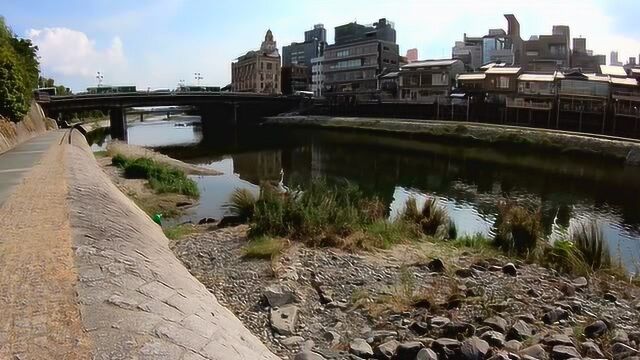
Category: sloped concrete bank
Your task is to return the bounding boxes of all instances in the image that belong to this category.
[0,101,57,155]
[266,116,640,165]
[65,131,279,359]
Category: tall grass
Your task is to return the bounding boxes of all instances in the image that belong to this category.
[242,236,287,259]
[493,202,542,255]
[227,188,257,221]
[112,155,199,197]
[402,197,455,239]
[570,220,611,270]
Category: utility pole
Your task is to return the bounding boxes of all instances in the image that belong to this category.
[96,71,104,87]
[194,72,203,86]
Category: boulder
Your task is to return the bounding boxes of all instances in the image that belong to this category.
[294,351,326,360]
[604,292,618,302]
[580,341,604,358]
[542,334,574,347]
[481,331,506,348]
[504,340,522,352]
[442,322,475,338]
[550,345,580,360]
[520,344,547,360]
[502,263,518,276]
[459,336,490,360]
[612,329,629,344]
[375,340,400,360]
[428,258,446,272]
[416,348,438,360]
[410,321,430,335]
[349,338,374,358]
[542,308,569,325]
[610,342,638,360]
[584,320,608,338]
[483,316,508,333]
[396,341,426,360]
[263,284,295,307]
[572,277,588,289]
[455,268,475,278]
[322,330,340,347]
[430,316,451,328]
[270,305,299,335]
[507,320,532,341]
[432,338,461,357]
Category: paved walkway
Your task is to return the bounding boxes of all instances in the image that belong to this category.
[0,130,279,359]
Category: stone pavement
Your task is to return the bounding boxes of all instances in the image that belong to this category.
[0,129,280,359]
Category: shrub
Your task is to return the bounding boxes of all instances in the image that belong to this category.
[543,239,590,276]
[402,197,453,238]
[227,188,257,221]
[493,202,542,255]
[112,155,199,197]
[570,220,611,270]
[111,153,128,167]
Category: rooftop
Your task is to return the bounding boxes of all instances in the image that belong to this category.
[600,65,628,77]
[518,73,556,82]
[457,73,486,81]
[610,77,639,86]
[401,59,459,69]
[485,67,522,75]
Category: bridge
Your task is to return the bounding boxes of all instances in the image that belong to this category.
[38,92,305,140]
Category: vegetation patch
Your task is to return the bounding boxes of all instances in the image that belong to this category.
[111,155,199,197]
[493,202,542,255]
[401,197,456,239]
[242,236,287,259]
[164,224,199,240]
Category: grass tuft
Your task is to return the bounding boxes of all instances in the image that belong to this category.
[493,202,542,255]
[402,197,454,239]
[452,233,493,250]
[112,155,199,197]
[163,224,198,240]
[226,188,257,222]
[570,220,611,271]
[242,236,287,259]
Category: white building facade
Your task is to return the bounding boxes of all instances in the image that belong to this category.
[311,56,324,97]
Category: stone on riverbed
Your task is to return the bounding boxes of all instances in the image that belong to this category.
[270,305,299,335]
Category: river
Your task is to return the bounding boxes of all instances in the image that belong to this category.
[91,115,640,272]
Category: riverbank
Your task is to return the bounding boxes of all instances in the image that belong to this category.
[265,116,640,166]
[172,223,640,360]
[0,102,57,155]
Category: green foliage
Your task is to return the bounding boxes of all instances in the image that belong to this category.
[493,202,542,255]
[543,239,590,276]
[0,17,39,121]
[363,220,421,249]
[242,236,286,259]
[570,220,611,270]
[163,224,198,240]
[402,197,454,238]
[112,155,199,197]
[452,233,493,249]
[226,188,257,221]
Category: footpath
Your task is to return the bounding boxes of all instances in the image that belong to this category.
[0,129,279,359]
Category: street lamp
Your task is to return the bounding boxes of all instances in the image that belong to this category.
[96,71,104,87]
[194,72,203,86]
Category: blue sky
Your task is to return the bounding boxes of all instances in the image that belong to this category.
[2,0,639,91]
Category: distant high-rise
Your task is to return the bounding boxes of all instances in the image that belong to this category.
[572,38,586,54]
[304,24,327,43]
[570,37,605,72]
[629,57,637,66]
[525,24,571,71]
[282,24,327,92]
[610,51,622,66]
[406,48,418,63]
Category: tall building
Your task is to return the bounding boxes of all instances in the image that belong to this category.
[452,14,523,69]
[311,56,325,97]
[282,24,327,91]
[524,25,571,71]
[323,18,400,100]
[570,37,605,72]
[406,48,418,63]
[610,51,622,66]
[572,38,586,54]
[231,30,281,94]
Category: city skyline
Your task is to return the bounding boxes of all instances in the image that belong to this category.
[3,0,639,91]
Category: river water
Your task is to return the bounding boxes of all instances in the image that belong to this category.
[91,115,640,272]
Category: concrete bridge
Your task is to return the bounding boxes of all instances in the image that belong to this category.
[39,92,305,140]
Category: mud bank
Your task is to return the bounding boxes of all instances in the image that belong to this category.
[66,131,278,359]
[0,101,57,155]
[265,116,640,165]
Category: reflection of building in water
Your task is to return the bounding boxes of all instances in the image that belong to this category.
[281,146,313,184]
[232,151,282,184]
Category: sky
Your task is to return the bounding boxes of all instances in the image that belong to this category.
[2,0,640,92]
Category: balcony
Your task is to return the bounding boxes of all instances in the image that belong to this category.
[506,98,553,110]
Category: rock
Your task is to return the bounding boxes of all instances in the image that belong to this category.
[560,283,576,297]
[542,308,569,325]
[375,340,400,360]
[294,351,326,360]
[442,322,475,338]
[428,258,446,272]
[410,321,430,335]
[515,314,536,324]
[502,263,518,276]
[370,330,398,342]
[604,292,618,302]
[445,294,465,309]
[323,330,340,346]
[584,320,608,338]
[520,344,547,360]
[460,336,490,360]
[613,329,630,344]
[610,342,639,359]
[551,345,580,360]
[507,320,532,341]
[580,341,604,358]
[416,348,438,360]
[572,277,588,289]
[326,301,348,310]
[526,288,541,298]
[432,338,461,358]
[484,316,508,333]
[282,336,306,348]
[317,286,333,304]
[263,284,295,307]
[430,316,451,328]
[349,338,373,358]
[543,334,574,347]
[487,353,511,360]
[456,268,475,278]
[302,339,315,352]
[197,217,216,224]
[176,201,193,207]
[270,305,299,335]
[217,215,243,228]
[481,331,506,348]
[504,340,522,352]
[396,341,425,360]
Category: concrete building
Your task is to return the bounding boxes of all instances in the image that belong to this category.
[452,14,523,69]
[231,30,281,94]
[524,25,570,71]
[405,48,418,63]
[311,56,325,97]
[282,24,327,91]
[398,59,464,103]
[281,64,309,95]
[323,18,400,100]
[611,51,623,66]
[573,38,587,54]
[570,37,605,73]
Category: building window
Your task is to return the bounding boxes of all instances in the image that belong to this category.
[336,50,350,57]
[261,63,264,70]
[267,63,273,70]
[497,76,510,89]
[432,73,448,86]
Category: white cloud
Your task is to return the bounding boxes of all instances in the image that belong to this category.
[27,27,126,80]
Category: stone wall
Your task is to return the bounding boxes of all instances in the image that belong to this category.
[0,101,57,154]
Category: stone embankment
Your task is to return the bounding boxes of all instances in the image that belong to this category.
[265,116,640,166]
[0,101,57,154]
[173,225,640,360]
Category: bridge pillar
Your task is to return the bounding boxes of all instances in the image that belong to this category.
[110,108,127,141]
